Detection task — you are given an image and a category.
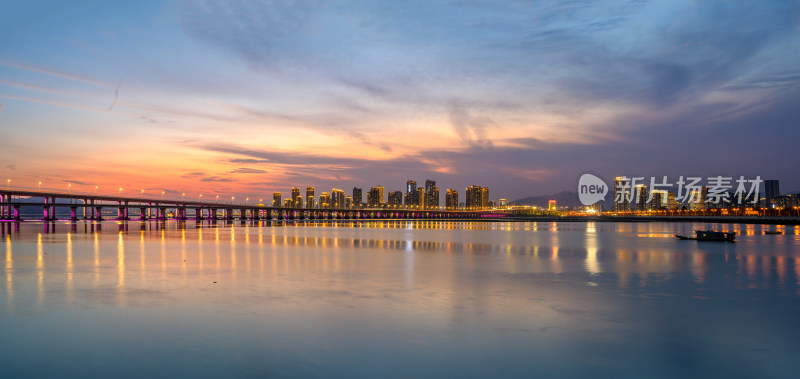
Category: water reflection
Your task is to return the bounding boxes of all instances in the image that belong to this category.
[1,220,800,377]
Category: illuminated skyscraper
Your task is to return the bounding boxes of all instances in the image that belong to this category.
[765,180,780,206]
[367,187,381,208]
[499,199,507,207]
[634,184,649,211]
[466,185,488,210]
[273,192,282,208]
[283,199,292,208]
[424,180,438,209]
[319,192,331,209]
[614,177,630,212]
[388,191,403,207]
[345,195,352,209]
[416,188,425,208]
[548,199,557,211]
[331,189,346,208]
[377,186,385,206]
[291,187,301,208]
[688,187,708,210]
[651,190,668,210]
[446,189,459,210]
[352,187,363,208]
[668,191,678,210]
[306,186,315,209]
[405,180,417,208]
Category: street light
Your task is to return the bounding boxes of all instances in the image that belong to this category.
[119,187,123,196]
[231,196,235,205]
[94,186,99,195]
[6,179,10,190]
[161,191,165,200]
[38,181,42,191]
[182,193,185,201]
[246,197,249,206]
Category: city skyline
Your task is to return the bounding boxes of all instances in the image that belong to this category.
[1,1,799,200]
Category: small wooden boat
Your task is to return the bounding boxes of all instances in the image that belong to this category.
[764,231,783,235]
[675,230,736,242]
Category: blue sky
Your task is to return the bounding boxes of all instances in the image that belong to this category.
[1,0,799,200]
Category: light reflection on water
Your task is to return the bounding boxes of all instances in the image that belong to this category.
[1,220,800,377]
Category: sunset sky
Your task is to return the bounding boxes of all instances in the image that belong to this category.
[1,0,799,201]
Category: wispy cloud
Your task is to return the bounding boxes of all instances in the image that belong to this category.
[0,59,109,87]
[231,167,267,174]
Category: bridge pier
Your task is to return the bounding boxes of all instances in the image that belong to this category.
[95,206,103,220]
[70,206,78,221]
[158,207,166,220]
[140,207,148,220]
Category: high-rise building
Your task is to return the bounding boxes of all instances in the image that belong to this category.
[427,187,440,209]
[331,189,346,208]
[352,187,363,208]
[405,180,417,208]
[548,199,557,211]
[388,191,403,207]
[446,189,459,210]
[466,185,488,210]
[765,180,780,207]
[345,195,352,209]
[273,192,282,208]
[499,199,507,207]
[367,187,381,208]
[377,186,385,206]
[296,196,304,209]
[634,184,649,211]
[687,187,708,210]
[291,187,301,208]
[614,177,630,212]
[283,198,293,208]
[319,192,331,209]
[652,190,668,210]
[306,186,315,209]
[668,191,678,210]
[416,188,425,208]
[488,200,496,208]
[424,180,438,209]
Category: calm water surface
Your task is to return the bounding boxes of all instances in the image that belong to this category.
[1,220,799,378]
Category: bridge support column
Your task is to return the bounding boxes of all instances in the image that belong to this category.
[0,194,6,219]
[70,206,78,221]
[95,207,103,220]
[140,208,148,220]
[158,207,166,220]
[13,205,20,221]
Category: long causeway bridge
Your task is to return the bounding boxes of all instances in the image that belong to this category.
[0,188,506,222]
